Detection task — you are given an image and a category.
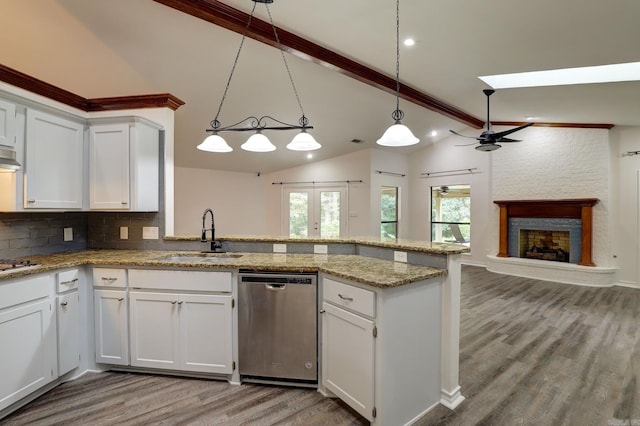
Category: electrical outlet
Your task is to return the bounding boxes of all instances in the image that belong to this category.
[120,226,129,240]
[63,227,73,242]
[314,244,328,254]
[142,226,159,240]
[273,243,287,253]
[394,251,408,263]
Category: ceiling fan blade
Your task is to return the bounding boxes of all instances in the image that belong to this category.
[449,129,478,139]
[454,142,479,147]
[497,137,522,143]
[493,122,534,139]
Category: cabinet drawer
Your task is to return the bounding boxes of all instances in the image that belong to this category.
[57,269,80,293]
[0,275,50,311]
[324,278,375,318]
[128,269,232,292]
[93,268,127,288]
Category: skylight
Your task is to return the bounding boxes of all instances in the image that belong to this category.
[479,62,640,89]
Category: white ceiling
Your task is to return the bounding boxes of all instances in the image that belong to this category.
[1,0,639,173]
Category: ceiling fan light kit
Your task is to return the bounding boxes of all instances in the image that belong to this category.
[449,89,534,151]
[376,0,420,148]
[201,0,319,153]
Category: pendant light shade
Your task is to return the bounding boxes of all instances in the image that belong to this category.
[377,123,419,147]
[197,134,233,152]
[241,132,276,152]
[287,130,321,151]
[376,0,419,148]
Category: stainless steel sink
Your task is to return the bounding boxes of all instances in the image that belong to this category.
[159,253,242,263]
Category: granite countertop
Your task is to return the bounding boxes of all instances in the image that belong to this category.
[165,234,470,255]
[0,250,447,288]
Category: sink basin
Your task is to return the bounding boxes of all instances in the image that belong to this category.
[159,253,242,263]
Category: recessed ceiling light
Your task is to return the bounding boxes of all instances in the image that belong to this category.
[430,130,438,137]
[479,62,640,89]
[403,38,415,47]
[306,153,313,159]
[525,116,539,121]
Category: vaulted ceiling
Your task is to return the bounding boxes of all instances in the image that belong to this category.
[1,0,639,173]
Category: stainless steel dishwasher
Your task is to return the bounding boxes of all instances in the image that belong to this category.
[238,271,317,384]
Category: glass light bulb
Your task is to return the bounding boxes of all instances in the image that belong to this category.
[376,123,420,147]
[197,134,233,152]
[241,132,276,152]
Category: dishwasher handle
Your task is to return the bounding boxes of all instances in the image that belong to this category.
[266,283,286,290]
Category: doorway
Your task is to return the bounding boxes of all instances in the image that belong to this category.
[283,186,347,238]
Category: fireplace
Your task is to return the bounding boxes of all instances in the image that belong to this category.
[494,199,599,266]
[519,229,570,263]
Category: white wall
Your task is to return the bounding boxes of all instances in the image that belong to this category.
[264,150,372,236]
[408,138,492,266]
[174,167,266,236]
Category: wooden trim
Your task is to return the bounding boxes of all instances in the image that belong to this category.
[152,0,485,129]
[492,121,614,130]
[0,63,185,111]
[493,199,599,266]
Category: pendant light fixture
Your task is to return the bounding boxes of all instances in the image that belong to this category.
[198,0,320,153]
[376,0,419,147]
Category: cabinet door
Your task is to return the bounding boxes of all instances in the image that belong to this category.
[25,109,84,209]
[0,99,16,147]
[57,292,80,375]
[322,302,375,421]
[0,300,55,412]
[180,294,233,374]
[94,289,129,365]
[129,292,180,370]
[89,124,130,210]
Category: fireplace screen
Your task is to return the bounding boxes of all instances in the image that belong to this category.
[519,229,570,263]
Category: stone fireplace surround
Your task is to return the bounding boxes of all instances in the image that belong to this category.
[486,198,617,287]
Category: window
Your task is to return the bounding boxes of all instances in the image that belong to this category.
[431,185,470,245]
[284,186,346,238]
[381,186,398,240]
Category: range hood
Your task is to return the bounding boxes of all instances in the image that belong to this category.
[0,148,21,171]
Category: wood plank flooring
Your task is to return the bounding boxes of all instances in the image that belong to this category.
[2,265,639,425]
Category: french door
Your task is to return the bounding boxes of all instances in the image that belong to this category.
[283,186,347,238]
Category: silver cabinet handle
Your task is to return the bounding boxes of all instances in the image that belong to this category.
[101,277,118,282]
[319,309,325,314]
[121,201,128,205]
[61,278,79,285]
[171,300,178,304]
[178,301,183,305]
[27,199,36,204]
[338,293,354,301]
[117,297,124,302]
[60,301,68,306]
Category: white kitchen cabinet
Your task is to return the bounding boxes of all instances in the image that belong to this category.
[0,274,56,412]
[56,269,81,376]
[0,98,16,147]
[89,117,160,211]
[93,268,129,366]
[24,109,84,209]
[129,291,233,374]
[320,274,444,425]
[322,301,375,420]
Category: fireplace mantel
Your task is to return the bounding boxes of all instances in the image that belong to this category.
[493,198,599,266]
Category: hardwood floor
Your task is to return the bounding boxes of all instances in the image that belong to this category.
[2,265,639,425]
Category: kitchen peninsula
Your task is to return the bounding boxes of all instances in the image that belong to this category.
[0,236,468,425]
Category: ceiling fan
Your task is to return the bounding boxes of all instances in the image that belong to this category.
[450,89,534,151]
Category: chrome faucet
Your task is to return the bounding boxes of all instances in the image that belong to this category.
[201,208,223,252]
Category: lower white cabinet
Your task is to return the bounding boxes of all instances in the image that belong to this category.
[321,301,375,420]
[0,275,56,412]
[94,289,129,366]
[129,291,233,374]
[56,291,80,375]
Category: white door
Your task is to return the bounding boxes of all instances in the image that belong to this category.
[321,302,375,421]
[89,123,130,209]
[0,300,55,411]
[57,292,80,375]
[94,289,129,365]
[180,294,233,374]
[283,186,347,238]
[129,291,180,370]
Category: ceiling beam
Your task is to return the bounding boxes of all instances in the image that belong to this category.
[152,0,485,129]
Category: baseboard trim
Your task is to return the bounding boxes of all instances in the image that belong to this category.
[440,386,465,410]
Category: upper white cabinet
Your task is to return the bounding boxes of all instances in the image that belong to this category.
[24,109,84,209]
[0,98,16,147]
[89,117,161,211]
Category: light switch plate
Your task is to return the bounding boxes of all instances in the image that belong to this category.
[394,251,408,263]
[142,226,159,240]
[314,244,328,254]
[273,243,287,253]
[63,227,73,242]
[120,226,129,240]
